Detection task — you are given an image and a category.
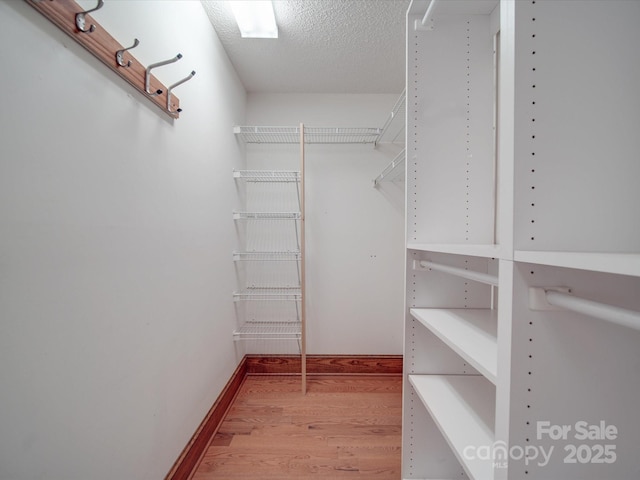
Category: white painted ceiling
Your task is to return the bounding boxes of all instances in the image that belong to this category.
[201,0,410,94]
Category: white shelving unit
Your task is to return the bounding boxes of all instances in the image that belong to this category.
[403,1,640,479]
[233,114,406,394]
[232,166,305,374]
[403,2,501,477]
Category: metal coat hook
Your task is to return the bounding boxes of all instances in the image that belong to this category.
[75,0,104,34]
[167,70,196,115]
[145,53,182,97]
[115,38,139,68]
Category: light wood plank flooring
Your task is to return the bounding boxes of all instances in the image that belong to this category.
[192,374,402,479]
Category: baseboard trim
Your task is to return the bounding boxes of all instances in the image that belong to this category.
[164,356,247,480]
[246,354,403,375]
[164,354,402,480]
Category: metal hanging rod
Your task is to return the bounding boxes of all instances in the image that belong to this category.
[529,287,640,331]
[414,259,498,286]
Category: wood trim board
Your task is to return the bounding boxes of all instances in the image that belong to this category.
[25,0,181,117]
[246,354,403,375]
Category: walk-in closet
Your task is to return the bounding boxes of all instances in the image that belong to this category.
[1,1,638,479]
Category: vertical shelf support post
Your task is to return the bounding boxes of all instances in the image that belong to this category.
[300,123,307,395]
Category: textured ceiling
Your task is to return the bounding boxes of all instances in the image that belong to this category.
[201,0,410,94]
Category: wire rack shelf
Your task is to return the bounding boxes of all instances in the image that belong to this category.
[233,211,301,220]
[233,170,301,182]
[233,287,302,301]
[233,126,381,144]
[233,321,302,341]
[233,251,301,261]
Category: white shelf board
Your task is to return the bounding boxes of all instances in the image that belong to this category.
[233,251,301,261]
[233,321,301,340]
[410,309,497,384]
[409,375,495,480]
[514,250,640,277]
[233,212,300,220]
[233,287,301,301]
[233,170,300,182]
[408,243,502,259]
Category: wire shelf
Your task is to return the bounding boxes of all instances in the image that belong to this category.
[233,211,301,220]
[233,170,301,182]
[373,148,406,187]
[233,321,302,341]
[233,287,302,301]
[233,126,381,144]
[233,251,301,261]
[377,90,406,145]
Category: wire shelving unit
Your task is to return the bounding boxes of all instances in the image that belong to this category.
[233,126,381,144]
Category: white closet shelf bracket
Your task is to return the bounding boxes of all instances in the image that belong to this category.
[373,148,405,187]
[415,0,437,31]
[529,287,640,331]
[414,259,498,286]
[376,89,406,145]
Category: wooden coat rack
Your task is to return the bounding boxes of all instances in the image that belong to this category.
[27,0,195,118]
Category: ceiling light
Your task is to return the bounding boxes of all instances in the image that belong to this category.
[229,1,278,39]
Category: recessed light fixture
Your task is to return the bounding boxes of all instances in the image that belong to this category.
[230,1,278,39]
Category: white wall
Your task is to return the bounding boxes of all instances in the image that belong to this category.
[246,94,405,355]
[0,1,245,479]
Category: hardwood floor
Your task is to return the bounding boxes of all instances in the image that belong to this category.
[191,374,402,479]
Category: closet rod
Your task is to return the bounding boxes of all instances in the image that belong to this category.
[416,260,498,286]
[544,289,640,331]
